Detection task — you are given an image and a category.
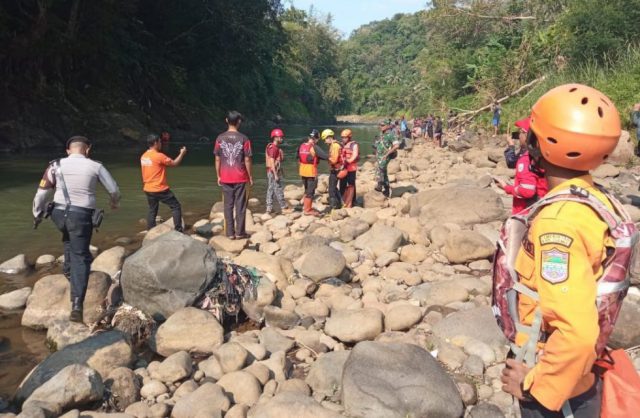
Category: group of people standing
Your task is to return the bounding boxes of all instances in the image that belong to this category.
[265,127,360,217]
[410,115,444,147]
[31,112,409,323]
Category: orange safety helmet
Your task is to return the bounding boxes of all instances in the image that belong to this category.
[529,83,621,171]
[340,129,353,139]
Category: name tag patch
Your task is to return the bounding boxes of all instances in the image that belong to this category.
[541,248,569,284]
[539,233,573,248]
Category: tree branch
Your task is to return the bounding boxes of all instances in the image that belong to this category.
[451,76,547,125]
[440,7,535,21]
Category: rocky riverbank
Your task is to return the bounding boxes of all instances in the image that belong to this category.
[2,129,640,418]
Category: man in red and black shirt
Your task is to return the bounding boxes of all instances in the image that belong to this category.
[214,111,253,239]
[265,128,291,214]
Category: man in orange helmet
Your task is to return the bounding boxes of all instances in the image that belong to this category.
[340,129,359,208]
[500,84,626,417]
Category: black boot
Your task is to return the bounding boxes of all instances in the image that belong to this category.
[70,297,83,323]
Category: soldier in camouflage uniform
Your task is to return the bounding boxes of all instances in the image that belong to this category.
[374,120,401,197]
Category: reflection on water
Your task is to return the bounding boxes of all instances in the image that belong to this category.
[0,124,379,399]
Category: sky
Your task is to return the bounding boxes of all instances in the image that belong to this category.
[287,0,428,38]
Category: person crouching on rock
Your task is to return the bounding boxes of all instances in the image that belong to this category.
[298,129,328,216]
[265,128,292,215]
[495,117,548,214]
[340,129,359,208]
[322,129,343,210]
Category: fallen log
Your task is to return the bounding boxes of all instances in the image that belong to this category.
[451,76,547,125]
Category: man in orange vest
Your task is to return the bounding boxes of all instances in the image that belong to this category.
[140,134,187,232]
[500,84,625,417]
[340,129,359,208]
[322,129,343,210]
[298,129,327,216]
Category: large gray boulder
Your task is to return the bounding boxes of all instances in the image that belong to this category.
[91,246,126,279]
[443,230,495,264]
[0,287,32,310]
[22,272,111,329]
[324,309,384,343]
[104,367,140,411]
[248,392,342,418]
[46,320,92,350]
[342,341,464,418]
[353,224,404,257]
[279,236,329,261]
[120,231,217,321]
[305,351,350,400]
[172,382,230,418]
[610,297,640,348]
[151,307,224,357]
[409,186,505,228]
[294,246,346,282]
[432,306,506,346]
[16,331,134,403]
[22,364,104,416]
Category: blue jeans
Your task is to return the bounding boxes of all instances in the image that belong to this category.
[51,208,94,305]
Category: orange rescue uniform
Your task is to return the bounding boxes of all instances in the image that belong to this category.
[515,175,613,411]
[299,142,318,178]
[140,149,173,192]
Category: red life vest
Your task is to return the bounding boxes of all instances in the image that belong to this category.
[341,141,359,172]
[298,142,318,177]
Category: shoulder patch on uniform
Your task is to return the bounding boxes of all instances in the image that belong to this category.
[517,163,524,172]
[39,179,47,188]
[541,248,569,284]
[539,233,573,248]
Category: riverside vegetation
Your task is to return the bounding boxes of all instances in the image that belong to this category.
[2,129,640,417]
[2,1,640,150]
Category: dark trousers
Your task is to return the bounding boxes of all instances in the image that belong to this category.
[51,208,93,305]
[145,189,183,232]
[339,171,357,204]
[520,378,601,418]
[222,182,247,237]
[328,170,342,209]
[302,177,317,198]
[376,165,390,197]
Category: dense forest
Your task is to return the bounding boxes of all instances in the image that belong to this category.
[0,0,345,149]
[1,0,639,149]
[341,0,640,127]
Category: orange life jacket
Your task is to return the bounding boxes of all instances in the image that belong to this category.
[298,142,318,178]
[341,141,359,172]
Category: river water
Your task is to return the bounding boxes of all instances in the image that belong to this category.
[0,124,380,399]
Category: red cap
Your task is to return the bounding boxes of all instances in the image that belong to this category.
[514,117,531,132]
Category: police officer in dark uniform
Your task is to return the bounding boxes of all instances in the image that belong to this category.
[33,136,120,322]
